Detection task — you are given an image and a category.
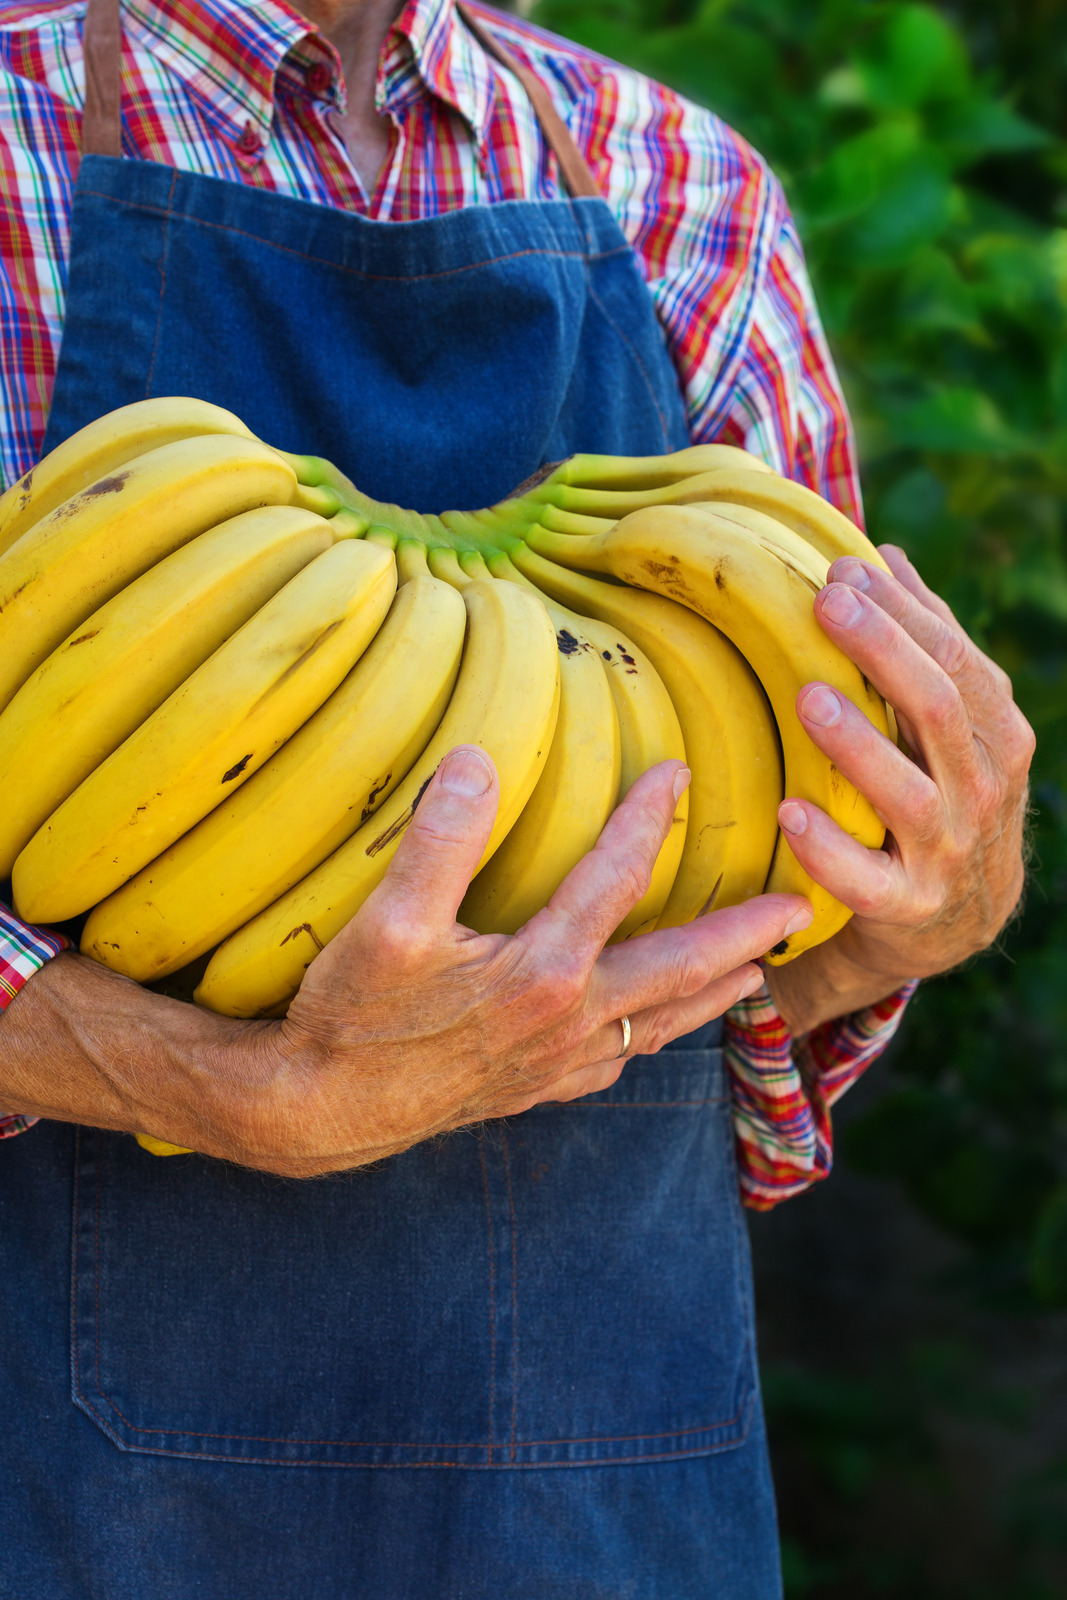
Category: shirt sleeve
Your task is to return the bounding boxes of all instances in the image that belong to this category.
[725,980,919,1210]
[0,900,71,1139]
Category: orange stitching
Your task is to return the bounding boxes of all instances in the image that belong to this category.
[144,167,177,396]
[502,1132,519,1462]
[78,189,631,283]
[585,275,675,448]
[75,1393,748,1467]
[478,1136,496,1465]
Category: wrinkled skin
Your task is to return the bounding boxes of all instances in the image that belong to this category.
[0,757,809,1177]
[764,545,1035,1036]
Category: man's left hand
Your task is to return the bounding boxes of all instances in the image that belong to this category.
[763,544,1035,1037]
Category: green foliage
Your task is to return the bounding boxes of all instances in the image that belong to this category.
[527,0,1067,1590]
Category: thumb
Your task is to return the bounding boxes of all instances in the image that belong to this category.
[360,746,500,953]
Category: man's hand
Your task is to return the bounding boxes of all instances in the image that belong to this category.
[764,545,1036,1037]
[0,752,811,1177]
[250,751,810,1175]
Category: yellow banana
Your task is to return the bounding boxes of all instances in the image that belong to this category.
[555,442,774,492]
[488,551,688,941]
[83,570,466,982]
[510,542,781,927]
[455,560,621,937]
[671,468,890,569]
[0,505,337,877]
[692,500,900,748]
[699,502,830,589]
[194,576,560,1018]
[528,506,890,961]
[14,540,397,923]
[0,396,258,559]
[0,434,298,715]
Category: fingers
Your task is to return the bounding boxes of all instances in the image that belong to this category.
[795,681,945,843]
[826,555,1006,717]
[355,747,500,968]
[525,960,769,1105]
[776,800,905,923]
[587,894,810,1026]
[527,761,690,961]
[813,581,976,793]
[582,960,768,1066]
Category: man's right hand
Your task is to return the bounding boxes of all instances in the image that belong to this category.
[0,750,811,1178]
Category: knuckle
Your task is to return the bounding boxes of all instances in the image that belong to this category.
[908,783,945,845]
[851,878,893,919]
[922,676,964,734]
[937,626,971,680]
[526,955,587,1019]
[1004,707,1036,770]
[601,841,654,909]
[639,1010,678,1057]
[365,908,435,972]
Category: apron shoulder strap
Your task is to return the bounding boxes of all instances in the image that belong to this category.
[79,0,602,200]
[82,0,122,158]
[456,6,602,201]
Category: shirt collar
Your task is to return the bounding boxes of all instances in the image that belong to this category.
[29,0,496,152]
[124,0,333,144]
[379,0,494,147]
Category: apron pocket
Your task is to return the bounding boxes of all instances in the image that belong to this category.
[72,1043,755,1468]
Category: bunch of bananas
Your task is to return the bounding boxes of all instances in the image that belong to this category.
[0,396,892,1027]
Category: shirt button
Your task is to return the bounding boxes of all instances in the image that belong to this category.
[305,63,332,98]
[236,120,263,157]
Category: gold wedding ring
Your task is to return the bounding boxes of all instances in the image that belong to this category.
[617,1015,632,1057]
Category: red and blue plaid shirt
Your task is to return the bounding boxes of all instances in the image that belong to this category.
[0,0,913,1204]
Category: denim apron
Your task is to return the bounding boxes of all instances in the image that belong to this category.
[0,3,781,1594]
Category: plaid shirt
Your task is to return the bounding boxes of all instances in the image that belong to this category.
[0,0,912,1201]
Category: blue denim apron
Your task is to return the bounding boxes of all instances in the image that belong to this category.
[0,7,781,1594]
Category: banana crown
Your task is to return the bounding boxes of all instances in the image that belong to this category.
[0,396,895,1042]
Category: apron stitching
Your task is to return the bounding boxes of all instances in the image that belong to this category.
[585,276,675,450]
[144,167,178,399]
[69,1128,82,1410]
[94,1131,105,1401]
[478,1136,496,1465]
[532,1098,727,1108]
[60,1395,748,1449]
[502,1132,519,1463]
[76,187,632,282]
[91,1435,751,1468]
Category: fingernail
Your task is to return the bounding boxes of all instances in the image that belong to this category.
[672,765,692,801]
[784,905,814,936]
[832,557,870,592]
[779,801,808,835]
[800,685,842,727]
[739,971,765,1000]
[821,584,863,627]
[440,748,493,796]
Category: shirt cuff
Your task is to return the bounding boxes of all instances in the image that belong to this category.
[724,977,918,1211]
[0,900,72,1139]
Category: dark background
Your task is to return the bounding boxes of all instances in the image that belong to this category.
[512,0,1067,1590]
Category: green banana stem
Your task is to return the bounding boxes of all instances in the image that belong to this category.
[524,523,609,572]
[427,546,470,589]
[292,442,768,564]
[293,483,344,518]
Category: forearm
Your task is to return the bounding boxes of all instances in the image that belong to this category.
[762,931,915,1038]
[0,951,269,1155]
